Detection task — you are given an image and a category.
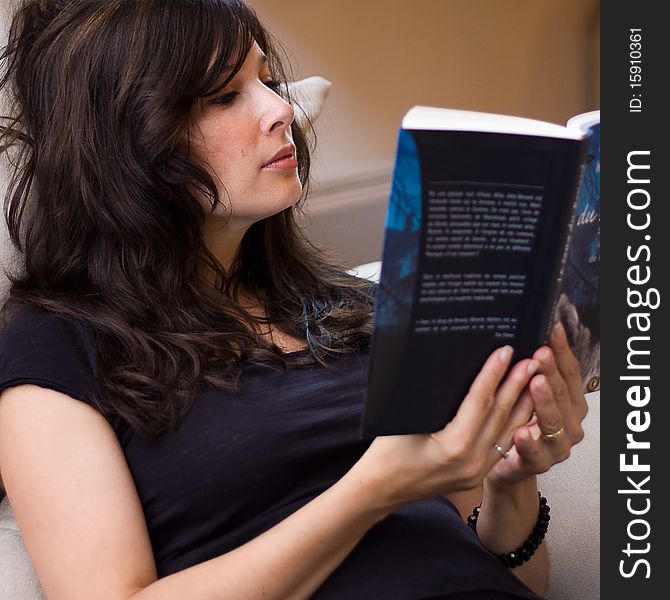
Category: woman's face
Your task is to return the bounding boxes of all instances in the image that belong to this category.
[189,42,302,230]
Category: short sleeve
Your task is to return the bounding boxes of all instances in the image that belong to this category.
[0,304,98,405]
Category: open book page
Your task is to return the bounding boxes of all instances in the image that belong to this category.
[403,106,584,139]
[567,110,600,134]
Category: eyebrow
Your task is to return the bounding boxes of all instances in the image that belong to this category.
[205,47,268,97]
[222,48,268,73]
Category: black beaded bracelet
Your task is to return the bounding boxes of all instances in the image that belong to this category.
[467,492,550,568]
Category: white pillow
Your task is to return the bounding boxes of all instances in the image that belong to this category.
[286,75,332,128]
[348,260,382,283]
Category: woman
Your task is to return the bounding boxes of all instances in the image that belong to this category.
[0,1,587,599]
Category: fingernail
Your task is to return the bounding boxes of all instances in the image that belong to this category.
[499,345,513,364]
[527,360,540,375]
[553,321,566,342]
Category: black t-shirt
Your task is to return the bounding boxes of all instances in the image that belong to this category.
[0,305,543,600]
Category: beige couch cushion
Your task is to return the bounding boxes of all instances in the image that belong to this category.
[541,391,600,599]
[0,496,46,600]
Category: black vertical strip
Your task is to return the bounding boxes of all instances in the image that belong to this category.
[602,1,670,596]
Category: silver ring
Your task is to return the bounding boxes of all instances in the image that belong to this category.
[494,443,510,459]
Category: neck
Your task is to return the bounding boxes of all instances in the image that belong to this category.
[200,214,249,284]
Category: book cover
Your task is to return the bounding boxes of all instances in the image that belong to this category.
[555,113,600,393]
[363,107,589,437]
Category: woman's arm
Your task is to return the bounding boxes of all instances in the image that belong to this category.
[450,322,588,597]
[452,478,549,596]
[0,347,540,600]
[0,385,390,600]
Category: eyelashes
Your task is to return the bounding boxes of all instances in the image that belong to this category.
[211,91,239,106]
[211,79,283,106]
[263,79,282,93]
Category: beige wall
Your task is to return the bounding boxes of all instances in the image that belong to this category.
[1,1,600,267]
[250,0,600,265]
[250,0,600,186]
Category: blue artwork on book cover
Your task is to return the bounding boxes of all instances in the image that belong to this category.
[364,129,422,424]
[375,129,422,333]
[557,121,600,392]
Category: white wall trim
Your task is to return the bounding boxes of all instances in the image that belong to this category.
[298,169,391,266]
[305,169,392,216]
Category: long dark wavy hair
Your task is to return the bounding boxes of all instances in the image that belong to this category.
[0,0,374,439]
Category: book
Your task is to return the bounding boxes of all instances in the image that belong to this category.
[555,111,600,394]
[363,106,596,437]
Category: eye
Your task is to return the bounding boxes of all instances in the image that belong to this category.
[263,79,282,93]
[210,91,239,106]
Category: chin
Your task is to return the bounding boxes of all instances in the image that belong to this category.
[275,188,303,216]
[245,188,303,224]
[279,180,304,208]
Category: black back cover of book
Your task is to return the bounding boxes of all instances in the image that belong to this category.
[364,125,586,437]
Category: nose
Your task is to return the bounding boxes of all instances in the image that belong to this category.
[260,86,295,135]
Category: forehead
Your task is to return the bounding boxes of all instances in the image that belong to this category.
[225,42,268,73]
[249,42,269,67]
[206,41,268,88]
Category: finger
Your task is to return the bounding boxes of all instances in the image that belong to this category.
[450,345,514,432]
[512,425,554,473]
[487,391,533,465]
[507,388,534,430]
[529,374,569,444]
[497,387,535,448]
[532,345,585,438]
[533,345,578,423]
[549,321,589,419]
[477,358,540,453]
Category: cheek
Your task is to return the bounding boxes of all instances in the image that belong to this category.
[194,119,249,173]
[215,133,256,176]
[199,141,251,188]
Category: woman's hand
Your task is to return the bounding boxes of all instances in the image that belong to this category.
[353,345,541,512]
[485,322,588,488]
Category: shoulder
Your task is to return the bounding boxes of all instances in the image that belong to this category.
[0,303,97,405]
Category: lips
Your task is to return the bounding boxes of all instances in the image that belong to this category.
[262,145,297,169]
